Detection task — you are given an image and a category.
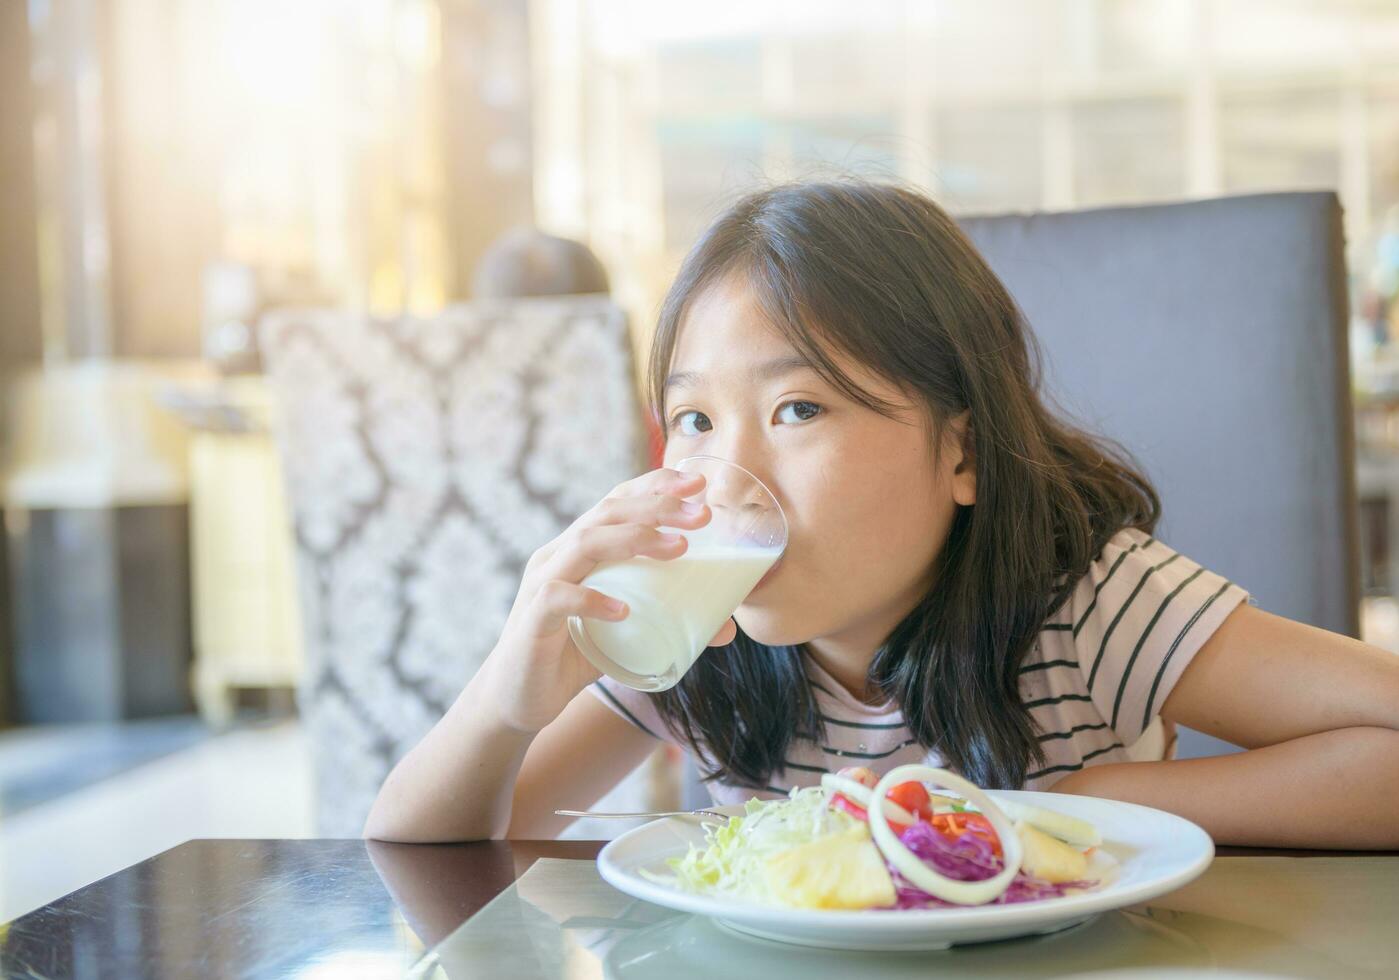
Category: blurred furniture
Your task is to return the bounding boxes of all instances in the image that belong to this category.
[163,377,303,727]
[1355,390,1399,600]
[1,363,196,723]
[1351,344,1399,609]
[259,297,655,836]
[959,191,1358,759]
[1352,379,1399,652]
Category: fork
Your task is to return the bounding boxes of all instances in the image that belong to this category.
[554,808,728,820]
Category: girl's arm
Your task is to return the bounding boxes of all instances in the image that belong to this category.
[363,466,714,843]
[364,671,655,842]
[1049,605,1399,848]
[507,689,659,839]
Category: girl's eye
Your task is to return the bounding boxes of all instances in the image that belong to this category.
[776,400,823,425]
[670,403,819,433]
[672,410,712,436]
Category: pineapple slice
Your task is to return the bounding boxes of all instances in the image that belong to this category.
[762,824,897,910]
[1015,820,1088,884]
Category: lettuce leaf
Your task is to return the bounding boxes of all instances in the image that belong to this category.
[640,787,860,903]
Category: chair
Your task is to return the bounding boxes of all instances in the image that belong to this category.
[259,297,659,836]
[958,191,1360,758]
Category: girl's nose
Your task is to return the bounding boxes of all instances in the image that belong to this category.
[702,458,785,547]
[704,460,757,509]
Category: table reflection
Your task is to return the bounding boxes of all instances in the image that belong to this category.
[416,856,1397,980]
[0,840,418,979]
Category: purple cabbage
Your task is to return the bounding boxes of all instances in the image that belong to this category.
[887,821,1098,909]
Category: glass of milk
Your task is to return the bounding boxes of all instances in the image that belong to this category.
[567,455,787,691]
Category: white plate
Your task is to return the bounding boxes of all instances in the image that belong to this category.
[597,789,1213,951]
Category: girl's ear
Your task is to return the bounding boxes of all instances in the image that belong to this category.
[949,409,976,507]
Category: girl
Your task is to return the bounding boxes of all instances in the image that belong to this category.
[367,182,1399,848]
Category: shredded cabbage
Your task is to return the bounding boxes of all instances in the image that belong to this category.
[897,820,1001,882]
[889,821,1097,909]
[641,786,860,903]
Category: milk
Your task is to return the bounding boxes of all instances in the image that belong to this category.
[569,538,782,690]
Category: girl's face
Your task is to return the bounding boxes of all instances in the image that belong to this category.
[662,276,976,653]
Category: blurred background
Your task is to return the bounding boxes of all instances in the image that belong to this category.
[4,0,1399,921]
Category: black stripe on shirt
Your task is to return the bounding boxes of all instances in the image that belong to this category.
[1023,693,1094,710]
[1140,580,1234,730]
[1072,539,1152,638]
[1040,623,1074,632]
[821,738,919,760]
[591,681,659,740]
[1085,550,1184,691]
[1109,566,1206,730]
[1019,659,1079,675]
[723,776,795,795]
[1025,741,1126,780]
[780,759,830,774]
[1036,721,1110,742]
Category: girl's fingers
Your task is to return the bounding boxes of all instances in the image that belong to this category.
[530,580,627,636]
[538,523,689,586]
[610,467,705,501]
[590,491,710,532]
[527,469,706,572]
[707,618,738,647]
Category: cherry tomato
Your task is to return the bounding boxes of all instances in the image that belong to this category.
[885,781,933,821]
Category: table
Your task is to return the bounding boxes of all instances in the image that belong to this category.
[2,840,1396,978]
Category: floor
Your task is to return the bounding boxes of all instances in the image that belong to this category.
[0,715,211,816]
[0,719,313,923]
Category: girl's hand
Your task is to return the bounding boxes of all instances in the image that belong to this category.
[476,467,733,734]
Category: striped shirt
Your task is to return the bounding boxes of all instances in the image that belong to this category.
[589,527,1252,805]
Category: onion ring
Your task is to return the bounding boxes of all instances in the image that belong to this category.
[818,773,917,825]
[867,765,1024,905]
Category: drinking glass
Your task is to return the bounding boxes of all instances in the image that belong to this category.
[567,455,788,691]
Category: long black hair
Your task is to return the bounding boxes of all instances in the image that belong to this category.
[646,181,1160,791]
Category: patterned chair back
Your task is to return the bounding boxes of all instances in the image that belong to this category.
[260,296,648,835]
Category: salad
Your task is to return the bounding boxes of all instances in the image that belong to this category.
[645,764,1110,911]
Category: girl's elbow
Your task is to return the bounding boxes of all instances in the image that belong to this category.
[362,799,401,842]
[362,781,426,842]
